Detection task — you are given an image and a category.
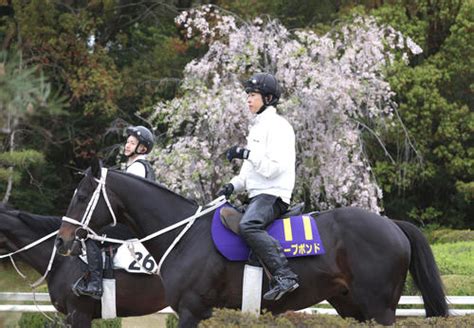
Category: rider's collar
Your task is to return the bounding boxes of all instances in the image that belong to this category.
[127,154,147,166]
[254,106,276,122]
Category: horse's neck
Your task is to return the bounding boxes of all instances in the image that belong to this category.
[1,218,57,274]
[112,172,198,230]
[111,172,199,255]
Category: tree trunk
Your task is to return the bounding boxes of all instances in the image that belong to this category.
[2,117,17,204]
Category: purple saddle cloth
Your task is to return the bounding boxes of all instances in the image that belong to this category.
[211,205,325,261]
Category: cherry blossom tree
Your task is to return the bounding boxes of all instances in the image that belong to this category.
[147,5,422,212]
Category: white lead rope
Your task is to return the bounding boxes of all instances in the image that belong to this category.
[0,230,59,259]
[84,197,225,246]
[156,206,201,276]
[2,229,58,291]
[30,244,57,288]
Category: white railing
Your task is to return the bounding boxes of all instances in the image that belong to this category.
[1,293,473,316]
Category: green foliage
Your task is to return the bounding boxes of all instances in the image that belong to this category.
[426,228,474,244]
[0,150,44,168]
[17,313,121,328]
[0,168,21,184]
[0,0,471,226]
[442,274,474,296]
[166,314,179,328]
[18,312,64,328]
[364,0,473,227]
[432,241,474,276]
[92,318,121,328]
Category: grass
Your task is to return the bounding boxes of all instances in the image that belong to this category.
[431,241,474,276]
[0,262,44,292]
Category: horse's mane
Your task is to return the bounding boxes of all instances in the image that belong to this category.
[0,202,60,234]
[16,212,61,234]
[0,202,14,211]
[109,169,198,207]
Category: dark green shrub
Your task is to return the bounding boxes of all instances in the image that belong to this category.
[18,313,65,328]
[92,317,122,328]
[199,308,474,327]
[166,314,179,328]
[17,313,121,328]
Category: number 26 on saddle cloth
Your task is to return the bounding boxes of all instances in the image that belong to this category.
[211,205,326,261]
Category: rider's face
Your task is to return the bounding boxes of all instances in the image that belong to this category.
[124,135,139,157]
[247,92,264,114]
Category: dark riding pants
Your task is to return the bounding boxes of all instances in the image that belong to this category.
[239,194,296,278]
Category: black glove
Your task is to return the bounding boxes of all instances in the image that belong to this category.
[226,146,250,162]
[217,183,234,198]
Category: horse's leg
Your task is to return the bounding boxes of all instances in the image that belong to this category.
[176,293,213,328]
[327,294,364,321]
[347,265,404,325]
[178,308,204,328]
[67,310,93,328]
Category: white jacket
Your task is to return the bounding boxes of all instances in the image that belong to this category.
[126,154,148,178]
[230,106,295,204]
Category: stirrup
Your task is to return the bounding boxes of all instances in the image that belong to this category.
[72,276,103,300]
[263,279,299,301]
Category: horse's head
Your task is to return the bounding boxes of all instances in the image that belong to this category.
[56,158,121,256]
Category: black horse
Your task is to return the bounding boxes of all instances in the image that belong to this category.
[0,204,168,328]
[56,159,448,327]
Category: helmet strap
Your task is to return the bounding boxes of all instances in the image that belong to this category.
[134,143,148,155]
[257,95,273,114]
[256,105,267,115]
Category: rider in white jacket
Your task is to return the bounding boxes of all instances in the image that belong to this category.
[229,106,295,204]
[218,73,299,301]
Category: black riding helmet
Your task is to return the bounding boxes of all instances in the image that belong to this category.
[244,73,281,107]
[126,126,154,154]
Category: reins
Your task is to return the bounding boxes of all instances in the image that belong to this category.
[0,228,58,323]
[0,230,58,288]
[61,167,226,275]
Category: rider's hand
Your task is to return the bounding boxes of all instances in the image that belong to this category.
[226,146,250,162]
[217,183,234,198]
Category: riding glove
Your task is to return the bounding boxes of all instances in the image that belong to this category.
[226,146,250,162]
[217,183,234,198]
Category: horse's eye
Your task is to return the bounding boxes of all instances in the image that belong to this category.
[76,194,88,202]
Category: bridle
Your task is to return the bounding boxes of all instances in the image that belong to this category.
[62,168,117,242]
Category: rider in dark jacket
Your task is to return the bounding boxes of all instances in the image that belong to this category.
[217,73,299,301]
[72,126,155,299]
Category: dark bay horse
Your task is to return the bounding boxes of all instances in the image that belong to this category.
[0,205,168,328]
[56,160,448,327]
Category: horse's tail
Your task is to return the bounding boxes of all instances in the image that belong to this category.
[393,220,448,317]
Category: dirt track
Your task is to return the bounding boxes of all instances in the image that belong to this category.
[122,313,167,328]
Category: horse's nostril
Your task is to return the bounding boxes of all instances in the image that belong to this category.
[55,237,64,248]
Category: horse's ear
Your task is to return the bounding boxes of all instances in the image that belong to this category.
[91,157,103,179]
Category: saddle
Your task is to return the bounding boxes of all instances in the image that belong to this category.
[220,202,305,235]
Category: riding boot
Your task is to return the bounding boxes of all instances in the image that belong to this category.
[247,250,261,267]
[239,194,299,301]
[72,240,103,300]
[263,265,299,301]
[257,239,299,301]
